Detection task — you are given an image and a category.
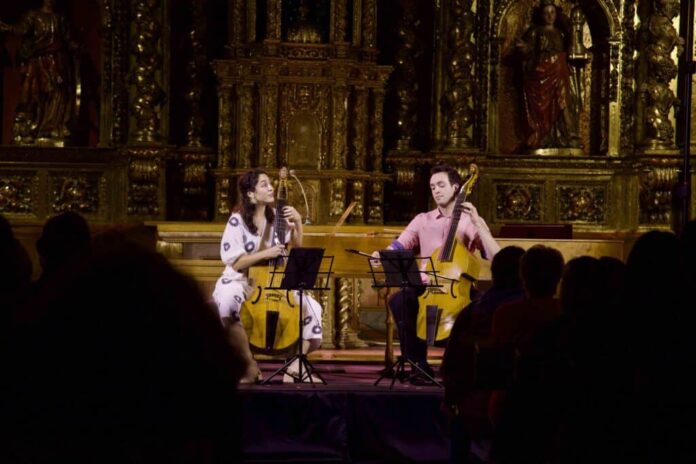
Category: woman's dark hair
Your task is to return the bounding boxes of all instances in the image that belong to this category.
[236,168,275,234]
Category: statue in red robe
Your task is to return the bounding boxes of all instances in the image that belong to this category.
[516,0,581,151]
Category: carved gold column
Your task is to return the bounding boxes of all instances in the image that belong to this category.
[370,87,385,172]
[264,0,281,55]
[444,0,475,149]
[217,86,233,170]
[127,0,169,219]
[130,0,166,144]
[362,0,377,61]
[352,87,368,170]
[100,0,129,146]
[620,0,637,155]
[336,277,352,348]
[351,179,364,221]
[392,0,419,151]
[368,83,386,224]
[228,0,245,52]
[333,0,349,57]
[168,0,214,220]
[260,79,279,168]
[318,279,333,348]
[331,74,349,170]
[214,85,234,219]
[185,0,207,149]
[238,83,255,168]
[335,277,367,348]
[638,0,682,153]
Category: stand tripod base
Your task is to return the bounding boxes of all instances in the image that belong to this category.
[262,353,327,385]
[374,356,443,389]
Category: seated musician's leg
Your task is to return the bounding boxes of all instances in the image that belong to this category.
[213,279,261,383]
[301,295,323,353]
[284,295,323,383]
[388,288,429,371]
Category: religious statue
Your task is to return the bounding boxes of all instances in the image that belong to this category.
[0,0,78,146]
[515,0,582,153]
[286,0,323,44]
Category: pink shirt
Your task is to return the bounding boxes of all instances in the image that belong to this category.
[393,208,486,260]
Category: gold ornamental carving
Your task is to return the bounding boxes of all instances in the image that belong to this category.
[395,166,415,188]
[215,175,231,218]
[319,278,332,347]
[217,86,233,168]
[281,84,329,169]
[330,177,346,218]
[558,185,606,223]
[261,82,279,167]
[50,175,101,214]
[281,44,329,60]
[333,0,348,43]
[331,84,348,170]
[0,173,35,215]
[230,0,245,44]
[130,0,165,144]
[126,148,163,217]
[335,277,367,348]
[351,180,364,220]
[495,183,542,221]
[239,84,255,168]
[212,2,391,224]
[370,88,385,172]
[620,0,637,153]
[101,0,130,146]
[638,0,683,152]
[367,180,384,224]
[352,87,368,170]
[336,277,352,348]
[178,151,214,220]
[444,0,475,149]
[266,0,281,42]
[639,165,679,224]
[362,0,377,52]
[286,0,322,44]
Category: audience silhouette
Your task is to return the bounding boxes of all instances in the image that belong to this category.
[3,211,696,463]
[2,217,244,462]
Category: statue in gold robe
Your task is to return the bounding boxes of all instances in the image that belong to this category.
[0,0,78,146]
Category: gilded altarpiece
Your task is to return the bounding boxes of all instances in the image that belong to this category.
[383,0,695,233]
[211,0,390,347]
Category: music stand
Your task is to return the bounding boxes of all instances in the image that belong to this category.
[261,247,332,385]
[368,250,444,389]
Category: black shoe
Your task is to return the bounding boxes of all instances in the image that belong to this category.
[408,371,438,386]
[411,362,434,377]
[408,362,437,385]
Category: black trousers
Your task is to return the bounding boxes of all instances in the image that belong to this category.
[388,286,428,366]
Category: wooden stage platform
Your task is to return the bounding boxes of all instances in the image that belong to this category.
[241,350,449,464]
